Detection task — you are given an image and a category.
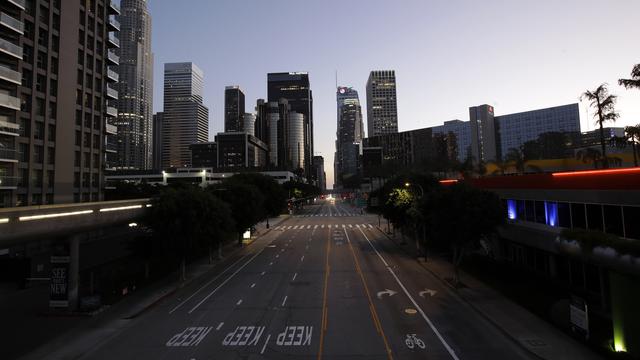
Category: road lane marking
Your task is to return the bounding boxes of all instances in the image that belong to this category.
[216,322,224,331]
[281,248,285,252]
[357,228,459,360]
[321,224,325,228]
[314,225,318,229]
[300,255,304,262]
[223,326,265,346]
[276,254,279,258]
[281,295,288,307]
[349,224,353,228]
[166,327,213,347]
[356,224,360,228]
[292,272,298,281]
[250,283,256,288]
[260,271,266,276]
[187,248,265,314]
[260,334,272,354]
[307,225,311,229]
[169,252,251,314]
[328,224,332,228]
[236,299,243,305]
[318,226,331,359]
[344,229,394,359]
[277,326,313,346]
[269,262,273,266]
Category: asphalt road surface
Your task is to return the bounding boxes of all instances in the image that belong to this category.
[69,199,534,360]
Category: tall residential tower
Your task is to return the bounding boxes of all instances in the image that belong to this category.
[114,0,153,170]
[161,62,208,169]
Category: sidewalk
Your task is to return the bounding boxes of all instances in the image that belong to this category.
[376,226,603,360]
[10,214,291,360]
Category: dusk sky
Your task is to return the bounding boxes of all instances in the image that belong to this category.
[148,0,640,188]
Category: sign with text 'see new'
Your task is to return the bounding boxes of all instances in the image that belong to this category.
[50,256,70,308]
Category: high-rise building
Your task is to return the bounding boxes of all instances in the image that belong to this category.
[366,70,398,137]
[189,142,216,168]
[243,113,255,136]
[114,0,153,170]
[267,72,313,180]
[152,112,163,170]
[288,111,305,171]
[0,0,120,207]
[313,155,326,191]
[334,87,364,188]
[363,128,433,167]
[431,120,471,162]
[469,105,498,164]
[224,86,244,132]
[254,99,269,143]
[161,62,208,168]
[215,132,268,169]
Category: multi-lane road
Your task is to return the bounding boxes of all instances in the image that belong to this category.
[65,200,534,359]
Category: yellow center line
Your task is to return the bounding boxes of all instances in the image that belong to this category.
[317,227,331,359]
[345,228,394,360]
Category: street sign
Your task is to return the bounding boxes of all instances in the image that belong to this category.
[570,296,589,339]
[50,255,70,307]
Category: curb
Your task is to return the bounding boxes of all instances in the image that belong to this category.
[375,226,548,360]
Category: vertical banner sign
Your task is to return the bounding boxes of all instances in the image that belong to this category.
[50,255,70,307]
[569,295,589,340]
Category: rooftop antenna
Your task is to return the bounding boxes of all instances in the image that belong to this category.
[335,70,338,90]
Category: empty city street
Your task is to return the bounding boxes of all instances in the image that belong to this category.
[23,200,533,360]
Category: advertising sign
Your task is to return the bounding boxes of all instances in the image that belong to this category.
[49,255,70,308]
[570,295,589,339]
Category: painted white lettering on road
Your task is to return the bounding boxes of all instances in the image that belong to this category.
[276,326,313,346]
[166,327,213,347]
[222,326,266,346]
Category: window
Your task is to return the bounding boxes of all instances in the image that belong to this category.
[84,92,92,108]
[18,169,28,187]
[84,152,90,168]
[78,49,84,65]
[86,73,93,88]
[23,45,34,63]
[76,89,82,105]
[603,205,623,236]
[24,20,34,40]
[48,102,57,120]
[38,29,49,47]
[33,145,43,163]
[50,79,58,97]
[84,112,92,128]
[86,54,94,70]
[74,172,80,187]
[623,206,640,239]
[74,151,80,166]
[571,203,586,229]
[37,51,47,70]
[83,173,90,187]
[93,115,101,130]
[19,143,29,162]
[47,147,55,164]
[94,96,101,111]
[93,134,99,149]
[36,75,46,93]
[19,118,30,137]
[95,78,102,92]
[47,170,54,188]
[52,35,59,52]
[524,200,535,222]
[76,110,82,126]
[75,131,81,146]
[558,202,571,228]
[34,122,44,140]
[84,133,91,147]
[32,194,42,205]
[36,98,45,116]
[586,204,603,231]
[50,57,58,74]
[48,124,56,141]
[22,69,32,88]
[77,69,84,85]
[92,173,99,187]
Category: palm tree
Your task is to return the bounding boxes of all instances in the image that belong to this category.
[581,84,619,168]
[576,148,602,169]
[619,64,640,90]
[625,125,640,167]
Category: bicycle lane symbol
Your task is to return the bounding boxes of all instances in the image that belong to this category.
[405,333,426,350]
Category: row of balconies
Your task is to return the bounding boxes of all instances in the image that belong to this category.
[1,12,24,34]
[7,0,26,11]
[0,37,22,59]
[0,175,18,189]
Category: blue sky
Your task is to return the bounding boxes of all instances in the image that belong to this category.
[147,0,640,188]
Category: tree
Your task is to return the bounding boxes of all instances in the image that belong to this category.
[426,184,503,285]
[581,84,620,168]
[227,173,287,218]
[148,186,234,281]
[624,125,640,167]
[576,147,602,169]
[618,64,640,91]
[207,182,265,246]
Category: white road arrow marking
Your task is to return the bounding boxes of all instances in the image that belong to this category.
[419,289,437,298]
[376,289,398,299]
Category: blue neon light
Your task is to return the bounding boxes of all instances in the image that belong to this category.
[507,200,517,220]
[545,202,558,227]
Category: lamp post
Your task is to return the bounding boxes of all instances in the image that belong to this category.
[404,182,426,260]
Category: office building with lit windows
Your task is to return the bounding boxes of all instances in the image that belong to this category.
[114,0,153,170]
[224,85,244,133]
[161,62,208,169]
[366,70,398,137]
[0,0,121,207]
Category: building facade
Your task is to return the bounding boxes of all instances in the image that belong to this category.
[189,141,216,168]
[214,132,268,169]
[287,111,304,171]
[161,62,208,169]
[114,0,153,170]
[243,112,255,136]
[431,119,471,162]
[267,72,313,180]
[366,70,398,137]
[152,111,162,170]
[313,155,325,191]
[0,0,120,207]
[335,86,363,188]
[224,85,244,133]
[363,128,432,167]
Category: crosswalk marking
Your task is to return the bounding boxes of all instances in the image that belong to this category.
[348,224,353,228]
[275,223,375,231]
[322,224,325,228]
[314,225,318,229]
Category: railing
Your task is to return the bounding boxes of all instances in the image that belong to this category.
[107,68,119,82]
[0,92,20,111]
[0,64,21,84]
[0,118,20,136]
[106,106,117,117]
[105,123,117,135]
[0,37,22,59]
[0,175,18,188]
[7,0,26,11]
[107,34,120,48]
[108,16,120,31]
[106,85,118,99]
[0,148,18,161]
[109,1,121,15]
[107,50,119,64]
[0,12,24,34]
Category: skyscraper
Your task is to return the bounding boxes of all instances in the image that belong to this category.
[224,86,244,132]
[0,0,120,207]
[114,0,153,170]
[152,112,163,171]
[161,63,208,169]
[313,155,326,191]
[334,87,363,188]
[366,70,398,137]
[267,72,313,180]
